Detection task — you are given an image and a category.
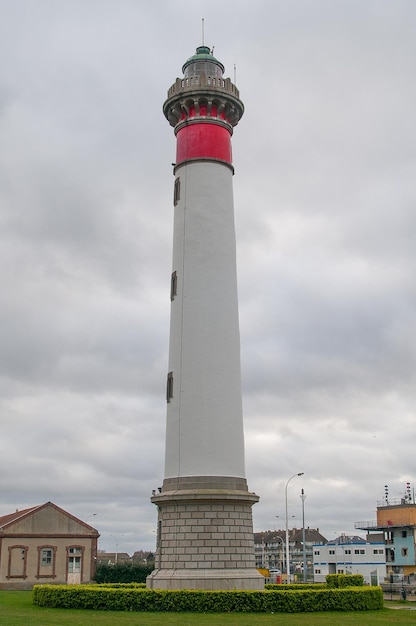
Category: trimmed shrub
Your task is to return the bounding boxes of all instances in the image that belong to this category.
[33,584,383,613]
[326,574,364,588]
[265,583,327,590]
[93,582,146,589]
[95,562,153,583]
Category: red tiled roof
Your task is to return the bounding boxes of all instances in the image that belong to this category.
[0,502,99,535]
[0,505,41,529]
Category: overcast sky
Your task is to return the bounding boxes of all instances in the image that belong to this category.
[1,0,415,555]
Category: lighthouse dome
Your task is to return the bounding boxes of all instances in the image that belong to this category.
[182,45,224,79]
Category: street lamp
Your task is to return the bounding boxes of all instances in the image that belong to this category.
[110,534,124,563]
[271,535,285,573]
[285,472,304,583]
[300,488,306,583]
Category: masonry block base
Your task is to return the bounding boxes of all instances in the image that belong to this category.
[146,476,263,591]
[146,567,264,590]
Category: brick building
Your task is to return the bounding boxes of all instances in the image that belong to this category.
[0,501,99,589]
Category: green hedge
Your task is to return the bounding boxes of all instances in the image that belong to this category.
[95,562,153,583]
[92,583,146,589]
[265,583,327,590]
[33,584,383,613]
[326,574,364,588]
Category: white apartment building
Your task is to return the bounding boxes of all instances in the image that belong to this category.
[313,535,386,585]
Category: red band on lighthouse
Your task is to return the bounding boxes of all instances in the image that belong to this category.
[176,123,232,165]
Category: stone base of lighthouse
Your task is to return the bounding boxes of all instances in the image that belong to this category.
[146,477,263,590]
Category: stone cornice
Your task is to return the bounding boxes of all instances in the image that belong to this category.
[163,76,244,129]
[151,489,260,506]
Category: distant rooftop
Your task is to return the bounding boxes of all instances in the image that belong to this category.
[377,498,416,507]
[327,535,366,545]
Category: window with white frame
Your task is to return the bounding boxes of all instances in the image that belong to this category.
[41,549,53,566]
[67,546,83,574]
[68,556,81,573]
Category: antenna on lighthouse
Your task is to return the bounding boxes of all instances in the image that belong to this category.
[201,17,205,46]
[234,64,237,84]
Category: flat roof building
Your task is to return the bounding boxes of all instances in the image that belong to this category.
[313,534,386,585]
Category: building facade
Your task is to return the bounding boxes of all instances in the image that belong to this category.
[254,528,327,581]
[356,496,416,581]
[313,535,386,584]
[0,502,99,589]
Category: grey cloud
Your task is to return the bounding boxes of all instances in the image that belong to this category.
[0,0,415,551]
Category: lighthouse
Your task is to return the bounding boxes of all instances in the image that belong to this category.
[147,45,262,590]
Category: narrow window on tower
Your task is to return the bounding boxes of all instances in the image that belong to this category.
[157,520,162,548]
[166,371,174,403]
[173,177,181,206]
[170,271,177,301]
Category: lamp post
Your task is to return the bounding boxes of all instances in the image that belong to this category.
[285,472,304,583]
[271,535,285,574]
[110,534,124,564]
[300,488,307,582]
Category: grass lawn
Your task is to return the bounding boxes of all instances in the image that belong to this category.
[1,591,416,625]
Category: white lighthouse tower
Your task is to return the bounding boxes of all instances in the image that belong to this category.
[147,45,262,590]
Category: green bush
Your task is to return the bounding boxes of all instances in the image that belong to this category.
[265,583,327,590]
[326,574,364,588]
[93,582,146,589]
[94,562,153,583]
[33,584,383,613]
